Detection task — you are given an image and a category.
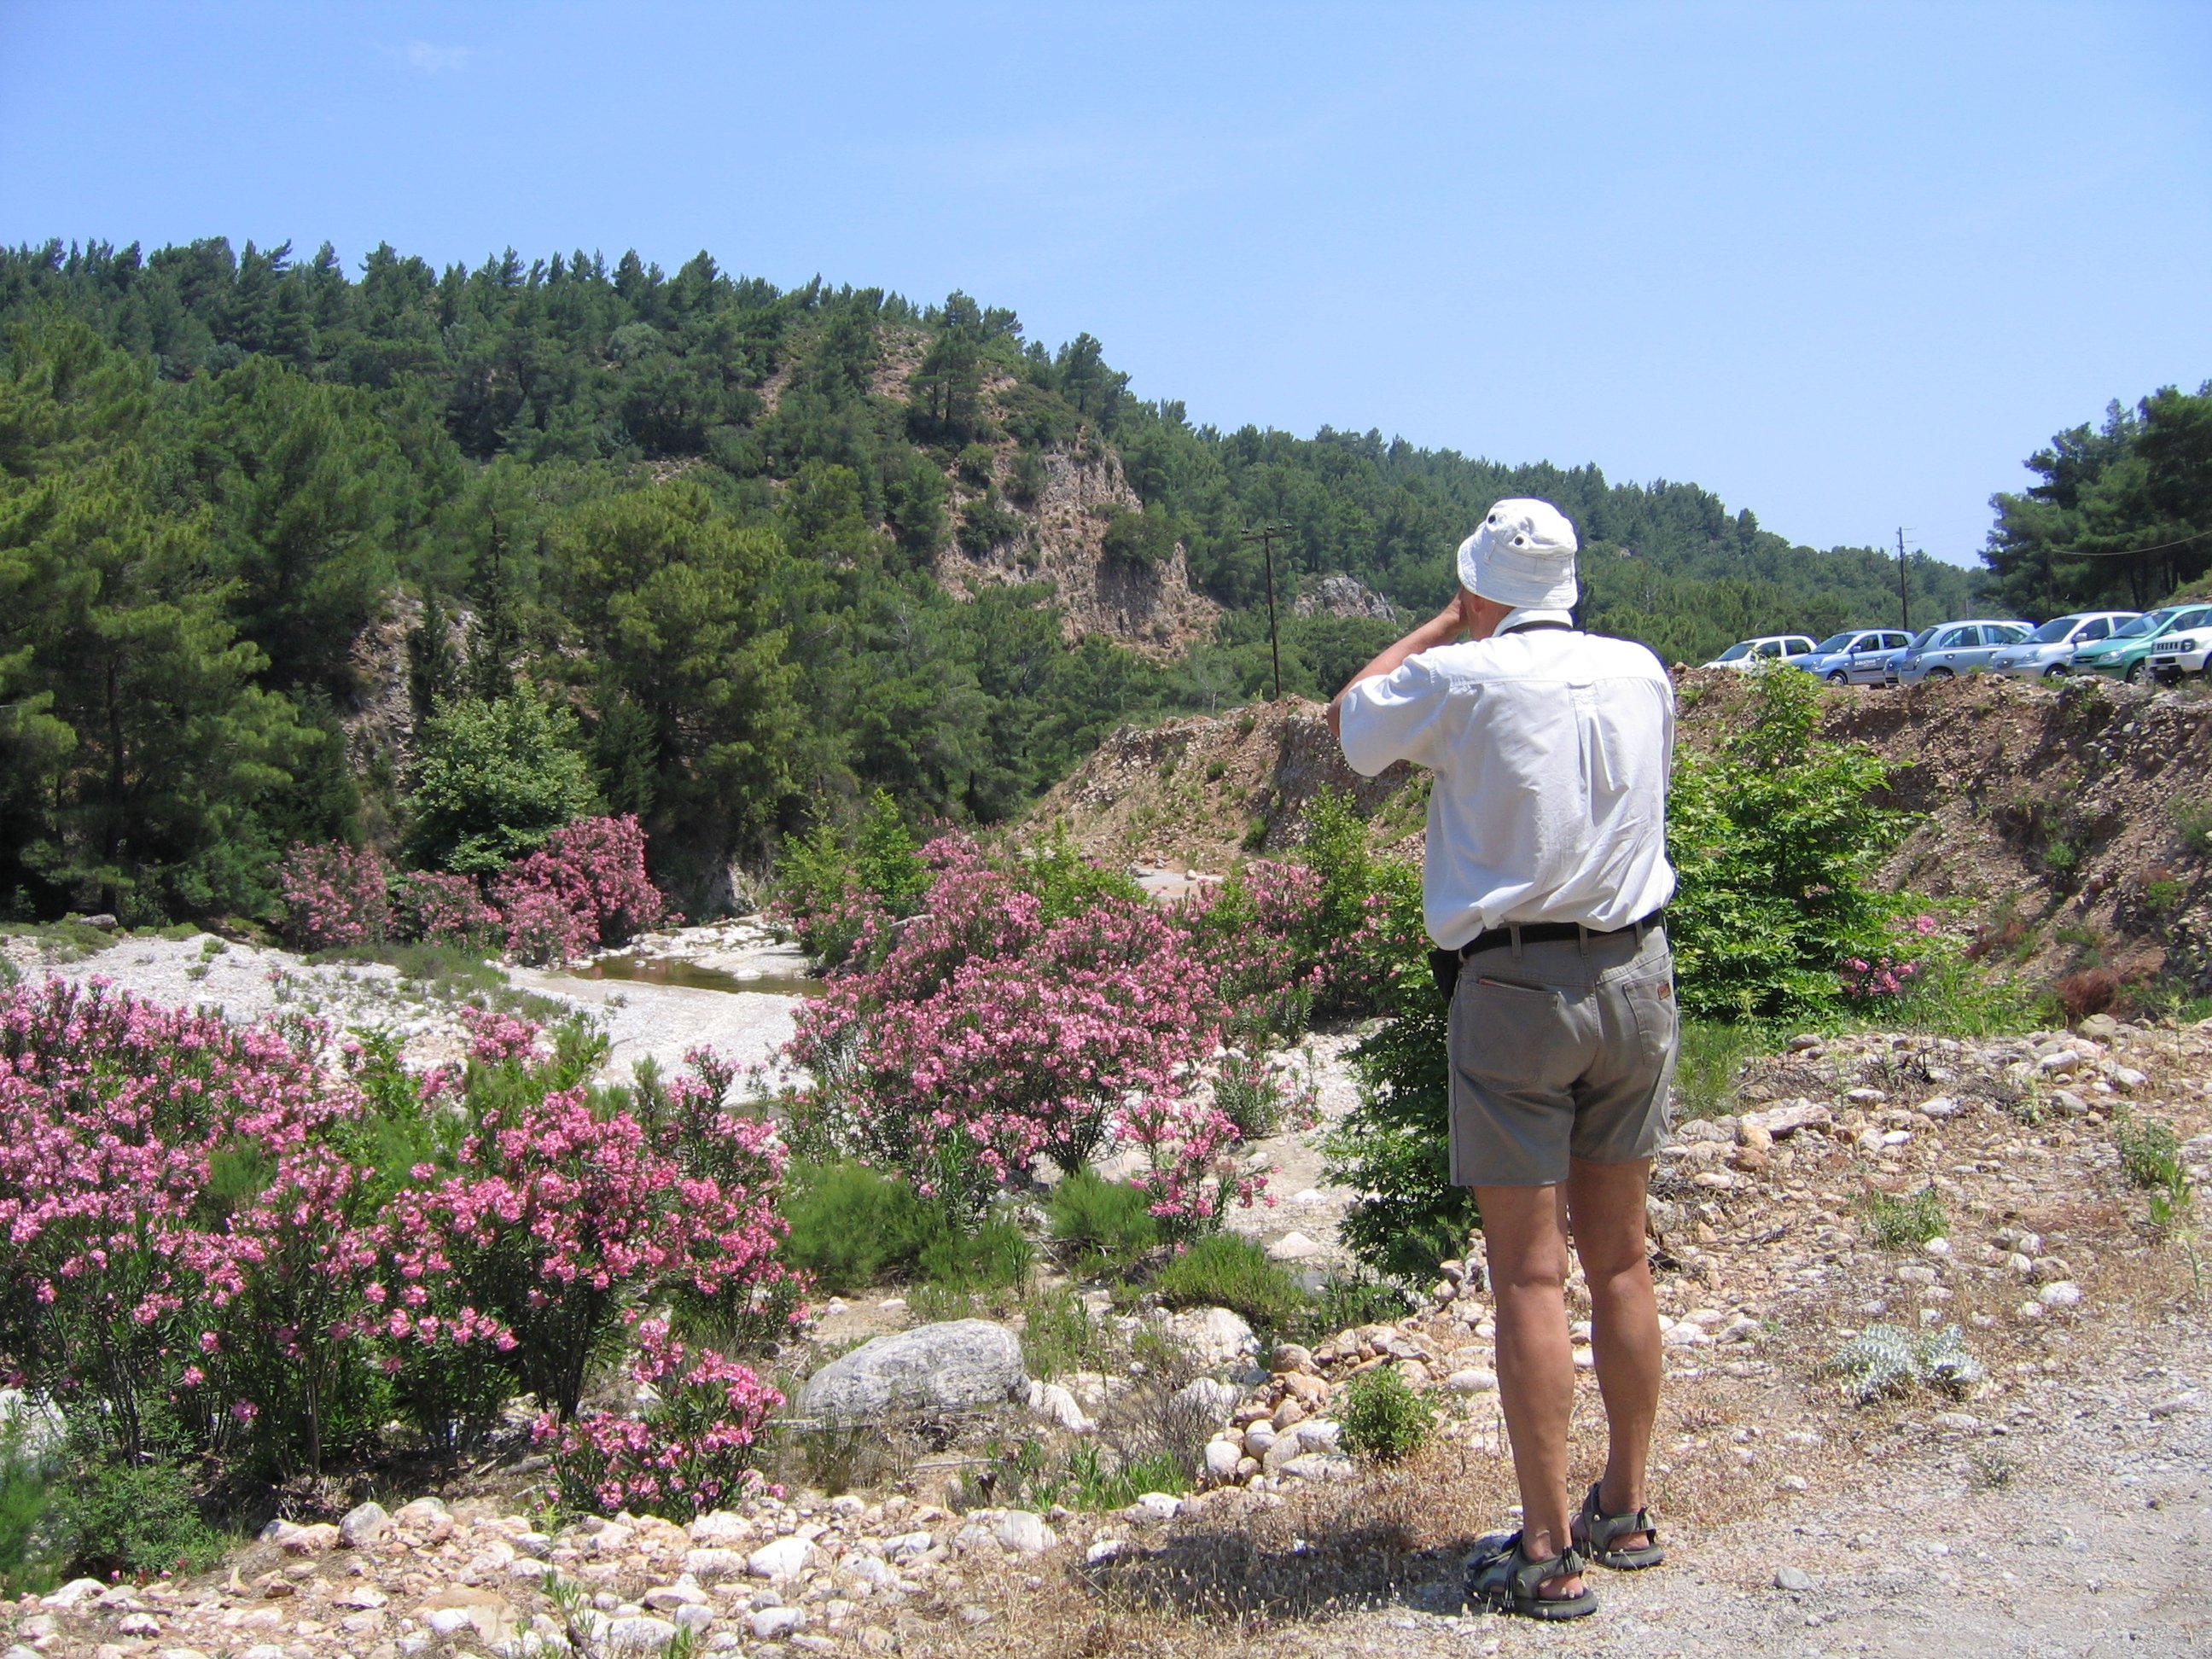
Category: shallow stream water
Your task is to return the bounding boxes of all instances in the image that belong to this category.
[558,952,820,999]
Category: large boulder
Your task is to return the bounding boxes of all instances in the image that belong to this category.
[798,1320,1027,1421]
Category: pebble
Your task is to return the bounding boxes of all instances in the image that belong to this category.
[1774,1565,1816,1592]
[748,1535,813,1580]
[750,1607,807,1640]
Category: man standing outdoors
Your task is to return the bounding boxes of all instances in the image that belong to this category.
[1327,499,1677,1621]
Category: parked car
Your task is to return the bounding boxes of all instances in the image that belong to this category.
[1704,634,1819,670]
[1797,629,1914,683]
[1885,620,2034,685]
[2151,613,2212,682]
[2072,603,2212,683]
[1988,611,2140,679]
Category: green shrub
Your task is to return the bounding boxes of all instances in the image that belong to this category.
[0,1422,55,1596]
[1674,1018,1767,1121]
[2115,1109,2187,1192]
[772,791,928,967]
[1667,670,1912,1020]
[1860,1185,1947,1249]
[49,1453,224,1581]
[2172,797,2212,857]
[778,1161,940,1293]
[1020,1284,1118,1380]
[406,695,599,876]
[1299,1273,1411,1342]
[1324,960,1481,1280]
[1067,1442,1187,1510]
[1150,1234,1307,1332]
[1045,1168,1161,1273]
[1016,822,1144,922]
[918,1213,1033,1291]
[1338,1368,1435,1461]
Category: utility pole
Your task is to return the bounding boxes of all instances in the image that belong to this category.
[1896,527,1912,633]
[1242,524,1294,701]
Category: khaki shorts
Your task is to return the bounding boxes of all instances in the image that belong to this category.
[1447,924,1679,1188]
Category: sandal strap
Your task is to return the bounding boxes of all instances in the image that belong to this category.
[1510,1540,1586,1600]
[1580,1482,1657,1550]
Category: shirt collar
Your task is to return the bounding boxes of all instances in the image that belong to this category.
[1495,607,1575,637]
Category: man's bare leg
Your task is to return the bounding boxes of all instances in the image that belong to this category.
[1565,1155,1660,1550]
[1474,1182,1583,1598]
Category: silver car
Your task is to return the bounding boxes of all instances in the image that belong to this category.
[1988,611,2140,679]
[1886,620,2034,685]
[1797,629,1915,684]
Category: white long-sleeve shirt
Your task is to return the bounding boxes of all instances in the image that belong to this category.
[1336,621,1676,949]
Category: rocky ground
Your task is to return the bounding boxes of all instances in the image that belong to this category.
[0,923,808,1090]
[5,983,2209,1659]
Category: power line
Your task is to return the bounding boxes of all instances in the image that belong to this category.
[2057,525,2212,559]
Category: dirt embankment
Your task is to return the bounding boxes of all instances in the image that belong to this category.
[1036,672,2212,992]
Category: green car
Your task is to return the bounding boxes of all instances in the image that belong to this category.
[2068,603,2212,683]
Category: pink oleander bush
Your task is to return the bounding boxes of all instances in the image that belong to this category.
[277,841,392,951]
[0,978,798,1480]
[535,1317,782,1521]
[278,814,670,967]
[393,870,502,948]
[785,833,1266,1229]
[492,814,667,965]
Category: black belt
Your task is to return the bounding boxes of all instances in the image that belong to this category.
[1458,910,1666,958]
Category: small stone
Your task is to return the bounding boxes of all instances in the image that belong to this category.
[1266,1231,1323,1261]
[643,1579,710,1610]
[1204,1439,1243,1481]
[393,1496,450,1528]
[43,1578,108,1608]
[2037,1280,2082,1308]
[856,1626,896,1653]
[748,1535,813,1580]
[1086,1538,1124,1564]
[751,1606,807,1639]
[684,1547,748,1583]
[2077,1013,2120,1040]
[116,1615,160,1637]
[1132,1493,1183,1521]
[340,1500,393,1548]
[2031,1257,2072,1283]
[333,1584,389,1610]
[2149,1391,2199,1419]
[1917,1096,1960,1119]
[606,1614,680,1650]
[1923,1237,1952,1256]
[1446,1368,1499,1394]
[995,1511,1057,1554]
[1774,1565,1816,1592]
[237,1648,285,1659]
[1778,1476,1807,1493]
[688,1511,749,1547]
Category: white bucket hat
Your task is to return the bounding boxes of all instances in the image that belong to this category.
[1456,498,1580,611]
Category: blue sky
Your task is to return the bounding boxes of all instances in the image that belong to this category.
[3,1,2207,566]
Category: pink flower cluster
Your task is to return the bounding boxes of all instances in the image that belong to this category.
[535,1317,782,1521]
[393,870,502,948]
[785,835,1266,1228]
[279,816,669,966]
[277,842,393,950]
[0,978,798,1476]
[1840,954,1920,1000]
[492,815,668,965]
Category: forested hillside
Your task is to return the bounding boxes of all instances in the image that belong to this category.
[1981,386,2212,616]
[0,235,1987,923]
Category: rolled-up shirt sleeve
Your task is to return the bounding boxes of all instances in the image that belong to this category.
[1337,655,1452,777]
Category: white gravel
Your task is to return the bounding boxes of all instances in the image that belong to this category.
[4,928,807,1092]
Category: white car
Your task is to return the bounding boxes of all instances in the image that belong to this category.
[1704,634,1819,671]
[2151,615,2212,683]
[1988,611,2140,679]
[1797,629,1915,684]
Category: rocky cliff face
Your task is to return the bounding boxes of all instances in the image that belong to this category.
[935,445,1220,660]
